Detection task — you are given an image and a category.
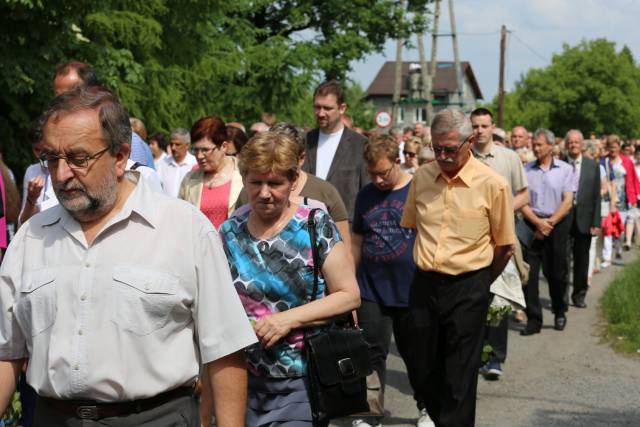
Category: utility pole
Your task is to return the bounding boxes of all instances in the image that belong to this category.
[417,32,429,123]
[392,0,406,124]
[448,0,464,111]
[497,25,507,128]
[427,0,441,123]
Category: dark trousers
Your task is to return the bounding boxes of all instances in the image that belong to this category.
[409,267,492,427]
[18,373,37,427]
[570,216,592,300]
[486,316,508,364]
[523,216,570,328]
[357,300,416,399]
[34,394,198,427]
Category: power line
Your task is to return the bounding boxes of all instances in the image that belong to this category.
[510,32,548,64]
[457,30,500,36]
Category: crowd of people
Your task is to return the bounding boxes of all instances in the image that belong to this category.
[0,60,639,427]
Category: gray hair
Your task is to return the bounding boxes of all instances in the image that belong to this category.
[170,128,191,144]
[430,108,472,142]
[269,122,306,157]
[585,140,599,157]
[533,128,555,145]
[565,129,584,142]
[43,86,131,154]
[390,125,404,137]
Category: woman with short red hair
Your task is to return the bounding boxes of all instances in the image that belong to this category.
[179,116,243,229]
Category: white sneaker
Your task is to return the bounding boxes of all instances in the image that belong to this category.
[352,419,381,427]
[417,408,436,427]
[600,260,611,269]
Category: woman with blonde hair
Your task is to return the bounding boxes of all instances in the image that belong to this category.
[215,131,360,426]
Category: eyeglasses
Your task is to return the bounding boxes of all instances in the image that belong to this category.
[403,151,417,158]
[190,146,218,155]
[367,165,395,179]
[39,147,110,170]
[432,136,472,156]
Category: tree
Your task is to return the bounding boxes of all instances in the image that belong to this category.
[484,39,640,138]
[0,0,431,179]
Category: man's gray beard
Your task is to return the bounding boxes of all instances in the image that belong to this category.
[54,171,118,222]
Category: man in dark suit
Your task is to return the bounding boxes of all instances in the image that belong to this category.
[303,80,369,220]
[566,129,601,308]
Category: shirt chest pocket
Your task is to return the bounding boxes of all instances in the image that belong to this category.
[16,269,57,336]
[454,208,489,241]
[111,267,180,336]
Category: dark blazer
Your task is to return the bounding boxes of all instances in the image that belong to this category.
[572,156,601,234]
[303,127,369,221]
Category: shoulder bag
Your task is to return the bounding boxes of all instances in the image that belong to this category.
[304,209,372,426]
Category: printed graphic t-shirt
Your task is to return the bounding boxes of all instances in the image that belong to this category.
[352,181,416,307]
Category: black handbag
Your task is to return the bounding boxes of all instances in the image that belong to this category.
[304,209,372,426]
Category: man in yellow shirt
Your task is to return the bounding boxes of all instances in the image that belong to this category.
[401,108,516,427]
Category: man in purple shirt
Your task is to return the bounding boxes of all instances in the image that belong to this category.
[521,128,577,335]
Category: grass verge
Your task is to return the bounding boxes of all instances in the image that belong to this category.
[601,255,640,353]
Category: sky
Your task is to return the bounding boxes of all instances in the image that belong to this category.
[350,0,640,102]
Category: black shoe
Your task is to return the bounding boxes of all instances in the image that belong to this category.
[520,324,541,336]
[572,296,587,308]
[554,315,567,331]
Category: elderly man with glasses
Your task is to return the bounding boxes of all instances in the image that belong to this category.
[401,108,516,427]
[0,87,256,426]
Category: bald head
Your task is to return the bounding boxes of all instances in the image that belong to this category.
[53,60,98,96]
[511,125,528,149]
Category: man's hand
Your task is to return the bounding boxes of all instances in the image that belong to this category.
[490,244,515,283]
[590,227,601,236]
[26,176,45,204]
[537,218,554,236]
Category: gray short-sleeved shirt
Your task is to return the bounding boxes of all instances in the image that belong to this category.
[473,144,528,195]
[0,173,257,401]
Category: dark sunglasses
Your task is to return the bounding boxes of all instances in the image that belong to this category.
[403,151,417,158]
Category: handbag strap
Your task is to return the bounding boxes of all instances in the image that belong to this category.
[306,208,358,329]
[307,208,321,303]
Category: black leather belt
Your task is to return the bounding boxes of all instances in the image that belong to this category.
[38,386,194,420]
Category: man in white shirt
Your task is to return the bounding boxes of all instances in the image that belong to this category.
[0,86,256,426]
[156,128,197,197]
[303,80,369,220]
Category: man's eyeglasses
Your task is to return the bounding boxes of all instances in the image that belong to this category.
[432,136,472,156]
[403,151,417,158]
[190,146,217,156]
[367,165,395,179]
[39,147,110,170]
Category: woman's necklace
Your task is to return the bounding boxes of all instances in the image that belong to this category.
[248,202,296,240]
[204,158,232,189]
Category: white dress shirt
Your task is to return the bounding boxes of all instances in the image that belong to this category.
[0,173,257,401]
[316,127,344,180]
[156,153,197,197]
[153,151,169,170]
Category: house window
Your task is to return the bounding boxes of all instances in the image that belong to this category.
[415,108,426,123]
[398,107,404,123]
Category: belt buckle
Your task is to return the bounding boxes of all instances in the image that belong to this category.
[76,405,98,420]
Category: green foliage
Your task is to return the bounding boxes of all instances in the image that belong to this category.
[0,0,431,181]
[484,39,640,138]
[602,255,640,353]
[1,392,21,424]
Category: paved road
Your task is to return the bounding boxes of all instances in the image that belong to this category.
[332,250,640,427]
